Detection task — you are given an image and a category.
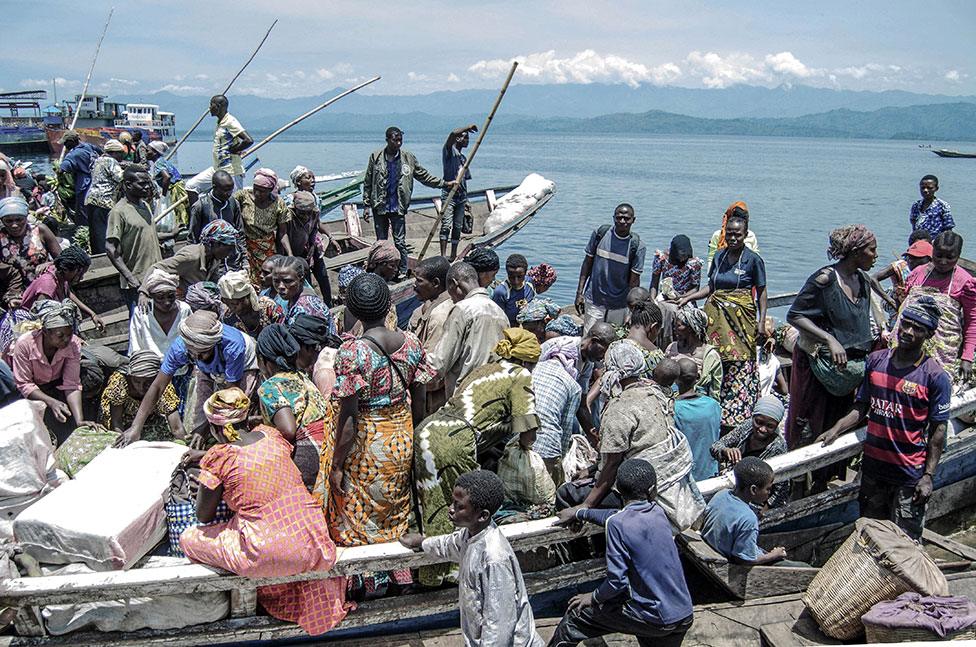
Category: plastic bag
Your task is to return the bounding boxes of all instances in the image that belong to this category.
[497,442,556,506]
[561,434,597,484]
[165,466,232,557]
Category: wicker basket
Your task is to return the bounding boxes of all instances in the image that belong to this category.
[803,529,912,639]
[865,624,976,643]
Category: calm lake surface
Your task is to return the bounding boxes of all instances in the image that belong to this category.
[23,132,976,314]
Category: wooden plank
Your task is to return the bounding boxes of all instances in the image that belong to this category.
[228,585,257,619]
[761,484,858,529]
[922,529,976,562]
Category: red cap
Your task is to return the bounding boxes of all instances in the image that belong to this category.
[906,240,933,258]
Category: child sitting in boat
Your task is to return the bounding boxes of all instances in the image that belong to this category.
[492,253,537,326]
[550,458,694,647]
[400,470,543,646]
[700,457,796,566]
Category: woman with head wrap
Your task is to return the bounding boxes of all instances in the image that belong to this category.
[465,247,499,290]
[899,230,976,383]
[185,281,224,314]
[652,234,704,348]
[545,314,583,339]
[101,350,182,442]
[178,388,350,636]
[679,213,770,434]
[288,313,342,400]
[0,159,16,200]
[128,268,192,366]
[329,273,435,595]
[18,245,103,331]
[710,394,789,507]
[272,256,337,334]
[786,224,879,450]
[10,299,93,444]
[219,269,284,338]
[665,306,723,401]
[234,168,294,286]
[255,324,335,496]
[527,263,557,295]
[0,196,62,287]
[516,296,560,343]
[366,239,400,282]
[122,308,260,447]
[412,327,540,586]
[287,189,335,306]
[705,201,759,273]
[337,264,365,303]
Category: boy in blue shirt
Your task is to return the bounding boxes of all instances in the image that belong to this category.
[700,457,791,565]
[492,253,536,325]
[551,459,693,647]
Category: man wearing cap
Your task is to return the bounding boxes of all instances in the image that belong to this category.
[84,139,126,253]
[58,130,102,226]
[363,126,455,279]
[821,295,951,539]
[874,236,933,315]
[121,309,259,445]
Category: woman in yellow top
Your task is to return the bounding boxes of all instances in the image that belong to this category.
[234,168,292,286]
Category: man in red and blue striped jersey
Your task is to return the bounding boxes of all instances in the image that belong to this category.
[820,295,951,539]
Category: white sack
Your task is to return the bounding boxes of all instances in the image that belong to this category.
[483,173,555,235]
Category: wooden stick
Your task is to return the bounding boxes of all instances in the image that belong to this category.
[240,76,381,158]
[417,61,518,261]
[166,19,278,160]
[58,7,114,164]
[152,195,188,225]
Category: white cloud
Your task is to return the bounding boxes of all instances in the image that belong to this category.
[468,50,682,88]
[447,73,460,83]
[316,68,334,80]
[685,51,767,88]
[156,84,207,94]
[194,74,209,81]
[945,69,961,82]
[109,77,139,86]
[764,52,820,79]
[407,71,428,82]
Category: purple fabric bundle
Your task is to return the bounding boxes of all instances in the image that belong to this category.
[862,592,976,638]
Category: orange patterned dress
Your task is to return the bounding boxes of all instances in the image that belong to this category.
[180,425,350,635]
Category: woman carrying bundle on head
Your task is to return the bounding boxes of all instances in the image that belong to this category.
[679,212,769,433]
[329,273,434,598]
[179,388,350,636]
[255,324,335,501]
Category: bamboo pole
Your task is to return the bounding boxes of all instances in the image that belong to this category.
[417,61,518,261]
[240,76,381,158]
[166,19,278,160]
[152,195,188,225]
[58,7,114,164]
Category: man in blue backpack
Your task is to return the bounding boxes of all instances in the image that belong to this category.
[575,204,646,334]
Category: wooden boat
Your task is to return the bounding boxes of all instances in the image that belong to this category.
[931,149,976,158]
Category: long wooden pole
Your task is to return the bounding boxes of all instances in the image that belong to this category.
[166,19,278,160]
[417,61,518,261]
[240,76,381,157]
[58,7,114,164]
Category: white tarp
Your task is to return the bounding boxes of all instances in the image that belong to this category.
[483,173,555,235]
[40,557,230,635]
[14,442,187,571]
[0,400,65,542]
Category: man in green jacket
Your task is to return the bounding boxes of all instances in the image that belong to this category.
[363,127,453,279]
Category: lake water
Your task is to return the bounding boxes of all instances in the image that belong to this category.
[21,132,976,313]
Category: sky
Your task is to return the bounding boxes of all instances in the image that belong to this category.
[3,0,975,100]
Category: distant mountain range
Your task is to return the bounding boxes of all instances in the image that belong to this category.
[110,83,976,141]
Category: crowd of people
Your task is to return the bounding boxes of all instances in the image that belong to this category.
[0,94,970,644]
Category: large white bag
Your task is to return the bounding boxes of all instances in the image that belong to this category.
[483,173,555,235]
[561,434,598,485]
[0,400,65,541]
[14,442,188,570]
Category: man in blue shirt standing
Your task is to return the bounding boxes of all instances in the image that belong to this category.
[440,123,477,260]
[551,459,694,647]
[58,130,101,226]
[575,204,646,334]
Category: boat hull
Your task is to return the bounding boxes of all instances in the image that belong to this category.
[932,149,976,158]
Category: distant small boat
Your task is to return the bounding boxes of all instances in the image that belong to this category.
[931,149,976,158]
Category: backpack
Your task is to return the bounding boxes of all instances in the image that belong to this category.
[595,224,642,267]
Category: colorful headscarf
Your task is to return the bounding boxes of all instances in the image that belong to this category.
[826,224,876,260]
[902,294,942,331]
[0,196,28,218]
[493,327,541,363]
[675,306,709,342]
[203,387,250,442]
[142,268,179,296]
[217,270,259,310]
[539,335,581,379]
[527,263,557,293]
[367,239,399,270]
[545,314,582,337]
[338,264,366,290]
[292,190,317,211]
[516,297,560,323]
[200,219,239,247]
[600,341,646,399]
[124,350,162,378]
[179,309,224,354]
[717,200,748,250]
[185,281,223,313]
[289,165,313,186]
[252,168,278,192]
[32,299,78,330]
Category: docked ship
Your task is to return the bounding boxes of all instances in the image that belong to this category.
[0,91,49,154]
[44,94,177,156]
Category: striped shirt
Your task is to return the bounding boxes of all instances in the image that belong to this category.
[530,359,582,459]
[857,349,951,485]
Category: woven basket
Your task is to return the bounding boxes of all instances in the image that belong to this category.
[865,624,976,643]
[802,530,912,640]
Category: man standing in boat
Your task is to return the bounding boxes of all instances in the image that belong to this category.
[820,296,951,540]
[575,204,646,334]
[362,127,454,280]
[440,123,478,260]
[185,95,254,197]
